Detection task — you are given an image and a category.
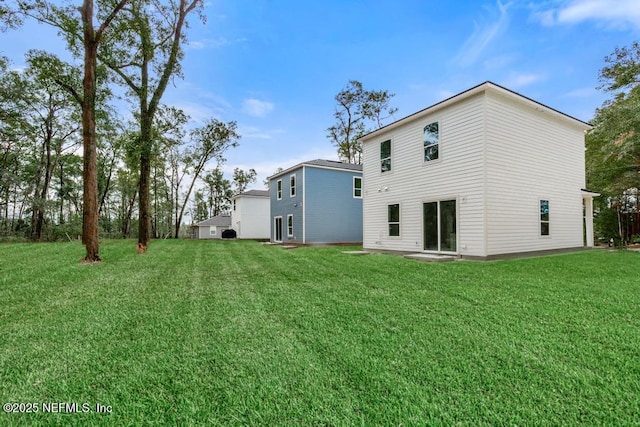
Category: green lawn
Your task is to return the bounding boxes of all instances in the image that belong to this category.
[0,240,639,425]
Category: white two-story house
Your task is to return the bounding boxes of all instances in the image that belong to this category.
[230,190,270,239]
[360,81,598,259]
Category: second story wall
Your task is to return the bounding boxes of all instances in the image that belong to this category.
[304,166,363,243]
[484,90,587,255]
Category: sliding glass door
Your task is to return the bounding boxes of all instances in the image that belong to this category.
[423,200,457,253]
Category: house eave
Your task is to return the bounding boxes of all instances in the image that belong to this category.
[359,81,592,143]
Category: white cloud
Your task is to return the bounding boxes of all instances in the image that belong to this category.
[187,37,230,50]
[503,72,546,88]
[561,87,596,98]
[238,126,286,140]
[533,0,640,29]
[454,0,512,67]
[187,37,247,50]
[173,102,222,124]
[242,98,275,118]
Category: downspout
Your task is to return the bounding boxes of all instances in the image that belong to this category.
[302,165,306,244]
[482,90,489,257]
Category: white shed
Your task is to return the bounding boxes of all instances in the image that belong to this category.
[360,81,597,259]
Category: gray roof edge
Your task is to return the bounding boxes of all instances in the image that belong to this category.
[268,159,362,181]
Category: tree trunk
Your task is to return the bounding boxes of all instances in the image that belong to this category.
[137,114,152,251]
[123,184,137,239]
[81,0,101,262]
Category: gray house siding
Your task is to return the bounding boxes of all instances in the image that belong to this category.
[270,168,303,242]
[305,167,362,243]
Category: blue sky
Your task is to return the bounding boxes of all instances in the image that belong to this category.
[2,0,640,190]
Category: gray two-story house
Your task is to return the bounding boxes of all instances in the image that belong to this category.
[268,159,363,244]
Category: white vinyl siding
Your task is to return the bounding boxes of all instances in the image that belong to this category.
[484,90,585,255]
[230,194,270,239]
[362,94,486,255]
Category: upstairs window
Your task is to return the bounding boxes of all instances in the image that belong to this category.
[290,174,296,197]
[353,176,362,198]
[388,204,400,237]
[277,179,282,200]
[423,122,439,162]
[233,200,236,211]
[381,140,391,172]
[540,200,550,236]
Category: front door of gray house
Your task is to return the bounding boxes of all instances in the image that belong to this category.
[424,200,457,252]
[274,217,283,242]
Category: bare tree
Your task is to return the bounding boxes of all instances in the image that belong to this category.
[327,80,397,164]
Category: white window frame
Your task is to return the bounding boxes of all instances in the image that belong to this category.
[422,198,458,254]
[287,214,293,237]
[274,216,283,242]
[540,199,550,237]
[276,179,282,200]
[210,227,216,236]
[388,203,400,238]
[423,121,439,163]
[353,176,362,198]
[380,139,391,173]
[290,174,296,197]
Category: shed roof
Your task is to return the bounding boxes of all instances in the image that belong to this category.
[235,189,269,198]
[360,81,592,143]
[195,215,231,227]
[268,159,362,181]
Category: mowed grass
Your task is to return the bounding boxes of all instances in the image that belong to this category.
[0,240,639,425]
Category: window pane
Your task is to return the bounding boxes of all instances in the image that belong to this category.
[540,200,549,221]
[380,140,391,159]
[389,224,400,237]
[440,200,457,252]
[381,158,391,172]
[541,222,549,236]
[424,144,439,162]
[423,122,438,146]
[388,204,399,222]
[423,202,438,251]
